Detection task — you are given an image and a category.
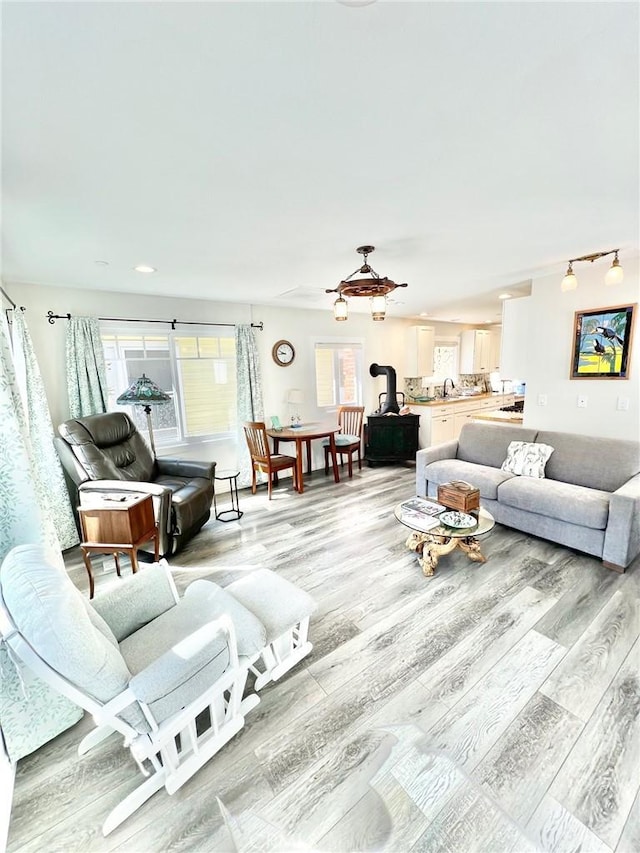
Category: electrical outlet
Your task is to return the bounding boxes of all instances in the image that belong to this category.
[617,397,630,411]
[577,395,588,408]
[537,394,547,406]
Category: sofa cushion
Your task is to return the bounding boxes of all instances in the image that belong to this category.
[501,441,554,479]
[425,459,515,501]
[498,477,610,529]
[535,431,640,492]
[457,423,539,469]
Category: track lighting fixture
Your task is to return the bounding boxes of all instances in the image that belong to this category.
[561,249,624,292]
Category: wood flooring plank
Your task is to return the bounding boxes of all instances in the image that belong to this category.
[309,551,552,696]
[473,691,584,825]
[540,571,640,722]
[418,585,558,707]
[548,638,640,850]
[534,560,625,648]
[527,794,614,853]
[410,783,538,853]
[616,787,640,853]
[426,630,566,771]
[257,728,406,846]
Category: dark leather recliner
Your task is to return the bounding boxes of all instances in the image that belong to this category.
[56,412,215,556]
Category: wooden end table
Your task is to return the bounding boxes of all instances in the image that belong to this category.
[78,493,159,598]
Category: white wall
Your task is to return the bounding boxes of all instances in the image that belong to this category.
[505,256,639,440]
[9,282,413,471]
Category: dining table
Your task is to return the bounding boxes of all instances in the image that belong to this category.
[266,421,340,494]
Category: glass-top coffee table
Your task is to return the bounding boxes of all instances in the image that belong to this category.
[394,502,495,577]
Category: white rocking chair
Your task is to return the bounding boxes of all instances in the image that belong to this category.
[0,546,315,836]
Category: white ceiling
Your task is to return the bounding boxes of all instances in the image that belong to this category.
[2,1,638,324]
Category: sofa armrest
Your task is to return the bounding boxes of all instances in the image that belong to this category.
[91,562,180,641]
[128,617,235,707]
[156,458,216,481]
[415,440,459,498]
[603,473,640,570]
[78,480,173,534]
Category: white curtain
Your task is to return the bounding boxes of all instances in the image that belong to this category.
[235,325,264,488]
[12,312,79,550]
[65,316,108,418]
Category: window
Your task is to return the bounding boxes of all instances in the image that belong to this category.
[432,341,459,381]
[314,341,363,407]
[102,327,236,446]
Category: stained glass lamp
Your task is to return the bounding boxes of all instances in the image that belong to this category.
[116,373,170,458]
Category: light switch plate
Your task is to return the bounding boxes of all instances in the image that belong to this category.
[577,395,588,408]
[537,394,547,406]
[617,397,630,411]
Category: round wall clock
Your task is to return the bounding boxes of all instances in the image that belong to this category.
[272,340,295,366]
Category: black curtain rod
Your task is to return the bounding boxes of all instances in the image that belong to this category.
[46,311,263,331]
[1,286,18,309]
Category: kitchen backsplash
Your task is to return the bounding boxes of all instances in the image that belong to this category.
[404,374,490,401]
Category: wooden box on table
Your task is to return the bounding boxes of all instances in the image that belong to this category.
[437,480,480,512]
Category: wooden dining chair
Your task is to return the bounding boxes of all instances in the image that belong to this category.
[323,406,365,478]
[243,421,298,499]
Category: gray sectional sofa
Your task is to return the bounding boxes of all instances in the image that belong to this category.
[416,422,640,571]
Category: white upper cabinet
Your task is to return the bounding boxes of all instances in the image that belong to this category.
[460,329,493,373]
[405,325,435,376]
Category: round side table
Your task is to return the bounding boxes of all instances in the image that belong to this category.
[213,470,243,522]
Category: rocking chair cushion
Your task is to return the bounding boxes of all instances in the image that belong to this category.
[91,563,178,642]
[1,545,131,705]
[128,620,231,721]
[120,582,265,676]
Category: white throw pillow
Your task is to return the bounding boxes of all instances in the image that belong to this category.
[501,441,554,479]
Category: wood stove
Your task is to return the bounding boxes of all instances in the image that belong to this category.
[365,363,419,464]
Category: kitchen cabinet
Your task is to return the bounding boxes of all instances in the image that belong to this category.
[405,325,435,377]
[410,393,517,447]
[460,329,492,374]
[431,414,455,445]
[488,328,501,373]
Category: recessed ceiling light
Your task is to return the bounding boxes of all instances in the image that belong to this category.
[94,260,109,267]
[420,312,429,317]
[498,293,512,300]
[134,264,157,274]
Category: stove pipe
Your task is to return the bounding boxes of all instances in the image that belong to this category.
[370,363,399,414]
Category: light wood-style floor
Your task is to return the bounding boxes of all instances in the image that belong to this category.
[7,463,640,853]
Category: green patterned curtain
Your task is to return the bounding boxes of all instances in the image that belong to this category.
[12,312,79,550]
[235,325,264,488]
[0,314,82,763]
[65,316,108,418]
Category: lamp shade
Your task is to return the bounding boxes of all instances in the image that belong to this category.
[370,294,386,321]
[116,373,170,406]
[561,267,578,292]
[605,257,624,286]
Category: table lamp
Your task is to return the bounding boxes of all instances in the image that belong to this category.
[116,373,170,458]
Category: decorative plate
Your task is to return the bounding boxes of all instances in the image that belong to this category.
[439,511,478,529]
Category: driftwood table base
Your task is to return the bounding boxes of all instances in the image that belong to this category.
[405,531,487,576]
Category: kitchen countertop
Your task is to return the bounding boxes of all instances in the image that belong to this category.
[472,410,524,424]
[408,393,522,408]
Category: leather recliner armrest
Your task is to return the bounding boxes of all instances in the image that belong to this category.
[155,458,216,480]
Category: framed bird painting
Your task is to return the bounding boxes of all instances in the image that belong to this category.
[571,303,636,379]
